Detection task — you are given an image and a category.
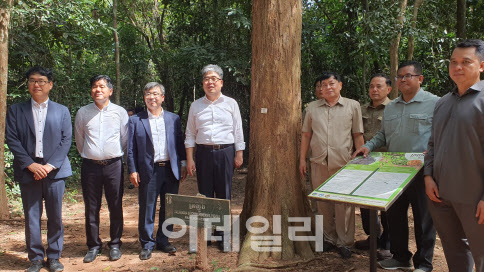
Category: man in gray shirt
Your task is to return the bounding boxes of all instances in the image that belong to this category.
[75,75,129,263]
[424,39,484,272]
[353,61,438,271]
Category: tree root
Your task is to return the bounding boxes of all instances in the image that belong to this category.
[235,257,316,271]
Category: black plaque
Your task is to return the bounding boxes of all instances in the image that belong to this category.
[165,194,231,227]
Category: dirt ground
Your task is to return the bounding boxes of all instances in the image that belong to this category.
[0,169,448,272]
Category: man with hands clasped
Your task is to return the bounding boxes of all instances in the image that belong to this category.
[127,82,187,259]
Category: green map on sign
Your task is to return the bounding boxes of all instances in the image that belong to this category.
[308,152,424,210]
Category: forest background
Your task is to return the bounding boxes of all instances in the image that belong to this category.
[1,0,484,221]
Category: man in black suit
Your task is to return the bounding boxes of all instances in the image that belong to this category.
[127,82,186,260]
[6,67,72,272]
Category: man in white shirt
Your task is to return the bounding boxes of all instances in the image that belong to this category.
[75,75,129,263]
[185,64,245,252]
[127,82,187,260]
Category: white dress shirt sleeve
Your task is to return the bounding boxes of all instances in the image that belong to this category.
[74,108,85,154]
[232,101,245,151]
[120,109,129,152]
[184,104,197,148]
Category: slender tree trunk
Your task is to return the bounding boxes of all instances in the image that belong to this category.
[238,0,314,268]
[456,0,466,39]
[407,0,424,60]
[113,0,121,105]
[389,0,407,99]
[0,0,13,219]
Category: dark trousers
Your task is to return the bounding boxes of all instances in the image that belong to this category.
[81,158,124,250]
[20,178,65,261]
[196,144,234,243]
[360,208,390,250]
[138,162,179,249]
[428,198,484,272]
[387,172,436,271]
[195,144,235,200]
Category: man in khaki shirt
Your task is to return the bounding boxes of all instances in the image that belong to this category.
[300,72,364,259]
[355,74,392,259]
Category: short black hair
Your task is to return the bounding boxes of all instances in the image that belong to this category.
[25,66,53,82]
[456,39,484,61]
[370,73,391,86]
[313,72,341,88]
[90,75,113,89]
[398,61,423,75]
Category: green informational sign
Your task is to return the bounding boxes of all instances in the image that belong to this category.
[165,194,231,227]
[308,152,424,211]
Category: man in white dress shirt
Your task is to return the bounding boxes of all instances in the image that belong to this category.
[75,75,129,263]
[185,64,245,252]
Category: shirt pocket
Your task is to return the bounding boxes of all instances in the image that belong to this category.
[408,114,432,135]
[383,114,400,133]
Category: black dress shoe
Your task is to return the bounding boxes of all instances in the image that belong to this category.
[26,260,44,272]
[139,248,153,260]
[354,237,370,250]
[46,259,64,272]
[83,248,102,263]
[323,241,336,252]
[158,244,177,253]
[218,243,231,253]
[338,246,352,259]
[109,248,122,261]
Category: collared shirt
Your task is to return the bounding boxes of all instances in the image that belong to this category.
[31,98,48,158]
[361,97,391,152]
[424,80,484,205]
[75,101,129,160]
[364,88,439,153]
[185,94,245,151]
[148,110,169,162]
[302,96,364,171]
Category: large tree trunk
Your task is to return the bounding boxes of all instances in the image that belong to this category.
[0,0,13,219]
[456,0,466,39]
[113,0,121,105]
[389,0,407,99]
[238,0,313,268]
[407,0,424,60]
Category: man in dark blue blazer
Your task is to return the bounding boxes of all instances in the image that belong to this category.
[6,67,72,272]
[127,82,187,260]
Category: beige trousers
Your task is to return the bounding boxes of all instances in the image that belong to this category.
[311,162,355,247]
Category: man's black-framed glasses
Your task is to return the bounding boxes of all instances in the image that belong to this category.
[203,76,222,83]
[395,74,420,81]
[28,79,50,86]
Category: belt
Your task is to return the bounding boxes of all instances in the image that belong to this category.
[197,144,234,150]
[155,161,170,167]
[85,157,121,166]
[34,157,43,163]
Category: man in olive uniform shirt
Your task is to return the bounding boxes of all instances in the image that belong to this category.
[355,74,392,260]
[300,72,364,259]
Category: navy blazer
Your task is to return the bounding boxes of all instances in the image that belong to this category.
[6,100,73,183]
[127,110,186,182]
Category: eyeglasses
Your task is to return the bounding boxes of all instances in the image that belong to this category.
[203,76,222,83]
[28,79,49,86]
[144,92,162,97]
[395,74,420,81]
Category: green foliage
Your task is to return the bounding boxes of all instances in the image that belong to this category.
[4,0,484,208]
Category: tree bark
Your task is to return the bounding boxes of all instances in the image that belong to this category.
[238,0,314,267]
[113,0,121,105]
[456,0,466,39]
[389,0,407,99]
[0,0,13,219]
[407,0,424,60]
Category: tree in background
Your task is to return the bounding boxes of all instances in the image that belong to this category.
[0,0,13,219]
[238,0,314,268]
